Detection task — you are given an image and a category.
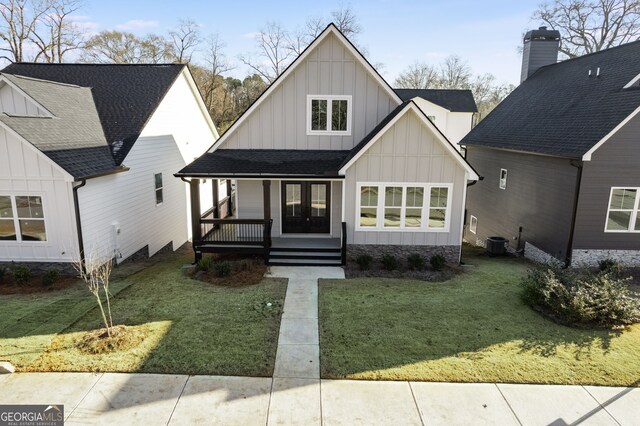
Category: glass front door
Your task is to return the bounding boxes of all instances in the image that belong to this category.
[281,181,331,233]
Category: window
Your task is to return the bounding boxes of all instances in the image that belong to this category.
[154,173,163,205]
[470,215,478,234]
[605,187,640,232]
[0,195,47,241]
[356,183,451,231]
[427,115,436,123]
[307,95,351,135]
[499,169,508,190]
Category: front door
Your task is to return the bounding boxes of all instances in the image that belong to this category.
[282,181,331,233]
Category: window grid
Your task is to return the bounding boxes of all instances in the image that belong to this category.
[155,173,163,205]
[605,187,640,232]
[0,195,47,242]
[307,95,351,135]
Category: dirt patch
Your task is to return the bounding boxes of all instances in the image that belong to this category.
[76,325,148,354]
[344,262,462,281]
[0,275,79,294]
[189,255,268,287]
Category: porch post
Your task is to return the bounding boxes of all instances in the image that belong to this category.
[189,179,202,262]
[211,178,219,218]
[262,179,271,221]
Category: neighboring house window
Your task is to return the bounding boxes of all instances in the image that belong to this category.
[470,215,478,234]
[357,183,451,231]
[605,187,640,232]
[154,173,163,205]
[0,195,47,241]
[499,169,508,190]
[427,115,436,122]
[307,95,351,135]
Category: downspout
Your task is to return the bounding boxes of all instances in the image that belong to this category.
[72,179,87,272]
[565,160,583,268]
[459,176,484,264]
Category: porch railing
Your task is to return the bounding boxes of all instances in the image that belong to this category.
[341,221,347,265]
[195,218,273,263]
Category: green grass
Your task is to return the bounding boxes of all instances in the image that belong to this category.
[0,255,287,376]
[319,248,640,386]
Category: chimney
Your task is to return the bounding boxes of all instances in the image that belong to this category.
[520,26,561,83]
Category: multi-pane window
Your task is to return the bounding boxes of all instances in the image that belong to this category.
[286,184,302,217]
[307,95,351,135]
[154,173,163,205]
[357,183,451,231]
[605,187,640,232]
[470,215,478,234]
[0,195,47,241]
[311,184,327,217]
[499,169,508,190]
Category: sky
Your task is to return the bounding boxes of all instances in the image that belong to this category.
[79,0,546,86]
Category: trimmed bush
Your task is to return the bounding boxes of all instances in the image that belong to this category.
[407,253,425,271]
[355,254,373,271]
[598,258,625,278]
[381,255,399,271]
[196,257,214,272]
[42,269,59,287]
[521,267,640,328]
[11,264,32,286]
[213,261,232,278]
[429,254,446,271]
[0,266,6,284]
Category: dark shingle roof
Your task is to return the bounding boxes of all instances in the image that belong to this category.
[462,41,640,158]
[0,74,114,178]
[177,149,351,177]
[1,63,184,165]
[395,88,477,112]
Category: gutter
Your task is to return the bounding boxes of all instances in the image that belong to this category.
[72,179,87,272]
[565,160,583,268]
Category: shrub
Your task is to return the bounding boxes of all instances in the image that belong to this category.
[598,258,626,278]
[407,253,425,270]
[355,254,373,271]
[196,256,213,272]
[237,258,256,272]
[11,264,32,286]
[213,261,232,278]
[429,254,446,271]
[0,266,6,284]
[381,254,399,271]
[521,267,640,328]
[42,269,59,287]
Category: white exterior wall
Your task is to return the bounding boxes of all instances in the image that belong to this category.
[78,135,189,263]
[345,109,468,246]
[412,98,474,146]
[0,127,78,262]
[0,82,49,116]
[220,33,398,151]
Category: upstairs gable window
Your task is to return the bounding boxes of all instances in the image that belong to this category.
[307,95,351,135]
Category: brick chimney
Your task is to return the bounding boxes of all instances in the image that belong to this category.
[520,26,561,83]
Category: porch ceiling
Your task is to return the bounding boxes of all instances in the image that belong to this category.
[176,149,350,178]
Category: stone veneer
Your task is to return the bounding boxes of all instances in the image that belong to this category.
[524,242,563,267]
[347,244,460,263]
[571,249,640,267]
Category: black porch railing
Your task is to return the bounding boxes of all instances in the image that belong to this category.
[195,218,273,262]
[341,221,347,265]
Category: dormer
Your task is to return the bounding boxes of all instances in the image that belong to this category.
[0,74,53,117]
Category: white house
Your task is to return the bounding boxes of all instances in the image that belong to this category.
[0,63,221,270]
[394,89,477,146]
[176,24,479,266]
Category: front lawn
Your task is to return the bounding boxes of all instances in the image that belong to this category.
[319,248,640,386]
[0,253,287,376]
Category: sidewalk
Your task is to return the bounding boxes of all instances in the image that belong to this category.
[0,372,638,425]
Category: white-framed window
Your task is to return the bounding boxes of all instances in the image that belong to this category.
[356,183,452,232]
[0,195,47,242]
[307,95,352,135]
[469,215,478,234]
[499,168,508,190]
[605,187,640,232]
[154,173,163,205]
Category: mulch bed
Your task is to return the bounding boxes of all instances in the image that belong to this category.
[0,275,78,294]
[344,263,461,281]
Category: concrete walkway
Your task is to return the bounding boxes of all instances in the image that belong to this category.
[0,372,638,425]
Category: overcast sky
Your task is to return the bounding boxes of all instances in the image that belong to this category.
[81,0,545,85]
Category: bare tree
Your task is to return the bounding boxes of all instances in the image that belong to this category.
[394,62,439,89]
[239,21,292,83]
[81,30,172,64]
[169,19,201,64]
[286,6,363,55]
[75,251,114,336]
[331,6,361,38]
[438,55,472,89]
[31,0,85,63]
[0,0,49,62]
[534,0,640,58]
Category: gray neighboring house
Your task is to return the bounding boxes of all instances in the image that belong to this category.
[176,24,479,266]
[462,27,640,267]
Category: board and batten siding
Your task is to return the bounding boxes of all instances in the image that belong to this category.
[345,108,467,246]
[78,135,189,263]
[572,112,640,250]
[0,127,78,262]
[0,82,49,117]
[220,33,398,151]
[464,146,578,261]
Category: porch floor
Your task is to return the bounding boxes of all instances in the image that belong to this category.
[271,237,341,250]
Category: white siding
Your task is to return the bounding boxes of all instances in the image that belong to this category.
[412,98,474,146]
[345,109,467,246]
[0,82,48,116]
[221,33,397,151]
[0,127,78,262]
[78,136,189,263]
